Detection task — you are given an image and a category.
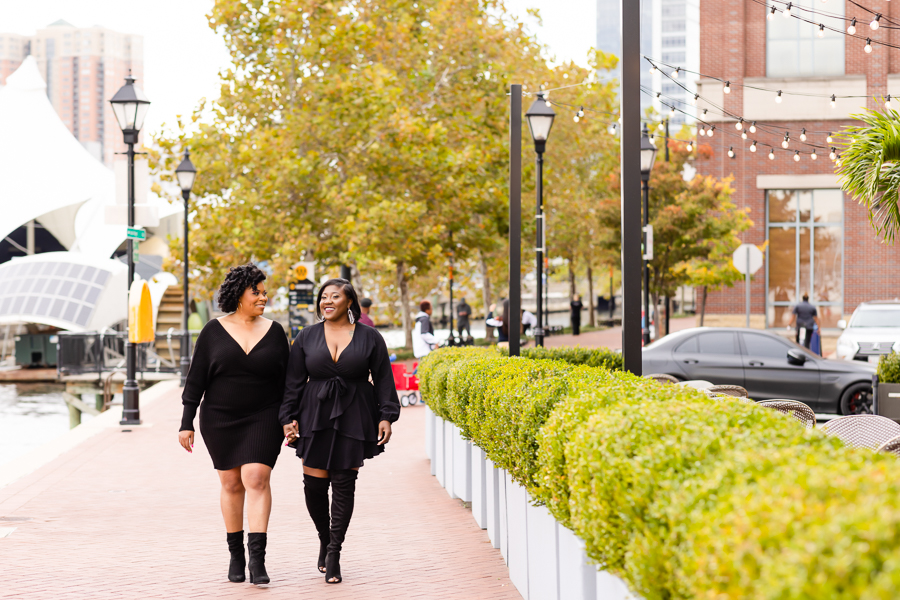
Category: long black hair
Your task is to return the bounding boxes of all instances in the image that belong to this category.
[216,263,266,313]
[315,278,362,323]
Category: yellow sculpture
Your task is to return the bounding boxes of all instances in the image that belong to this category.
[128,280,154,343]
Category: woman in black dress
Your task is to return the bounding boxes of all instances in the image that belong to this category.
[178,264,290,585]
[280,278,400,584]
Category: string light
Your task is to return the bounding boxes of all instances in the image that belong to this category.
[768,147,776,160]
[848,17,857,35]
[776,90,783,103]
[741,131,748,140]
[686,141,693,152]
[865,38,873,53]
[750,141,758,152]
[831,94,836,108]
[871,14,881,31]
[827,133,834,143]
[818,24,825,38]
[608,123,618,135]
[811,150,818,160]
[794,151,801,162]
[830,147,837,160]
[800,128,807,142]
[699,126,706,136]
[670,104,676,116]
[749,121,757,133]
[735,118,744,130]
[724,81,731,94]
[768,5,777,20]
[649,64,658,74]
[886,95,893,110]
[728,146,735,158]
[672,67,680,79]
[702,109,709,116]
[708,126,715,137]
[783,2,792,18]
[782,133,790,149]
[691,93,699,105]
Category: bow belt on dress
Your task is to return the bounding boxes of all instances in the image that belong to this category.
[309,376,369,422]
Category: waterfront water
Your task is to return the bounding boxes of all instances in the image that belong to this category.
[0,383,86,467]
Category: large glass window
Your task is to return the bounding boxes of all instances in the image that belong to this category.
[766,190,843,328]
[767,0,844,77]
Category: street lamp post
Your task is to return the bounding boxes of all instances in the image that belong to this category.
[109,73,150,426]
[175,150,197,387]
[525,92,555,347]
[640,124,658,346]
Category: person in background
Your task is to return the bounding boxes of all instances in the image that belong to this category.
[456,297,472,339]
[788,293,820,349]
[570,294,584,336]
[357,297,374,327]
[413,300,438,359]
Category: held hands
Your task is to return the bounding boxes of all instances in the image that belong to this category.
[283,420,299,445]
[377,420,392,445]
[178,430,194,453]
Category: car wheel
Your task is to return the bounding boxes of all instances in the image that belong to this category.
[839,382,874,415]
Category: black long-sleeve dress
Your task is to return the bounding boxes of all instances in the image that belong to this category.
[279,322,401,471]
[180,319,290,471]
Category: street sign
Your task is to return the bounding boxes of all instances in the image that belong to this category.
[288,278,316,339]
[733,243,763,275]
[127,227,146,240]
[292,261,316,283]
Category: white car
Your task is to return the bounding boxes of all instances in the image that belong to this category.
[836,301,900,362]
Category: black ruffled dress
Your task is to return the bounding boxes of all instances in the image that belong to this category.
[279,322,401,470]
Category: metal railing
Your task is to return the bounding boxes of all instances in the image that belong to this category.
[57,330,198,377]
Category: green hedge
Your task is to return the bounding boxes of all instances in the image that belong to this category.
[499,344,624,371]
[878,352,900,384]
[419,346,900,600]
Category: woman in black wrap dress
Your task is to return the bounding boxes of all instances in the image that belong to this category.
[280,278,400,584]
[178,264,289,586]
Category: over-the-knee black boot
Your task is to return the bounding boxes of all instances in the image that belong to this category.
[325,469,358,584]
[247,532,270,585]
[303,473,331,573]
[226,530,245,582]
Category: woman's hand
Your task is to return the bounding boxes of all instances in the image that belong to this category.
[377,420,392,445]
[283,420,299,444]
[178,430,194,453]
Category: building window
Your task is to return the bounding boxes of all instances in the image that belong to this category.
[767,0,844,77]
[662,36,685,48]
[766,189,843,328]
[662,20,685,33]
[662,51,686,63]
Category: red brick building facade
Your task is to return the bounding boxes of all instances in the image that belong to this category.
[695,0,900,329]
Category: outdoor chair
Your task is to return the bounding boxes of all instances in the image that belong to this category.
[758,399,816,430]
[876,434,900,457]
[643,373,679,385]
[820,414,900,451]
[706,384,749,398]
[678,380,714,390]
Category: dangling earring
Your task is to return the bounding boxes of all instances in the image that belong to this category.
[348,308,355,325]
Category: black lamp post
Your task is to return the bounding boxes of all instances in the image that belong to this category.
[109,73,150,426]
[525,92,555,347]
[175,150,197,387]
[640,124,658,346]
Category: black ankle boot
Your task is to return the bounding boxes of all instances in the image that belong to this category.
[226,530,245,583]
[247,532,270,584]
[304,473,331,573]
[326,469,358,584]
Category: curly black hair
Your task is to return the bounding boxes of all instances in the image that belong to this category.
[216,263,267,313]
[315,278,362,323]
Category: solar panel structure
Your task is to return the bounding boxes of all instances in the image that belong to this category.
[0,260,111,327]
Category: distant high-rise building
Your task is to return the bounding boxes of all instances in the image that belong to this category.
[0,20,143,166]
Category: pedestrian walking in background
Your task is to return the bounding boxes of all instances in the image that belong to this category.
[178,263,290,585]
[570,294,584,336]
[788,293,820,349]
[280,278,400,584]
[456,297,472,339]
[357,297,374,327]
[412,300,438,359]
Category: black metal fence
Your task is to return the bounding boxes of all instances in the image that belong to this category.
[57,330,187,377]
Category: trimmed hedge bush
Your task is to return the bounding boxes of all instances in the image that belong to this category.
[877,352,900,384]
[500,344,624,371]
[419,346,900,600]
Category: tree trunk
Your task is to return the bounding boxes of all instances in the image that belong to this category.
[479,252,494,341]
[568,259,577,301]
[397,261,412,349]
[700,286,708,326]
[350,260,364,297]
[587,265,595,327]
[651,292,660,341]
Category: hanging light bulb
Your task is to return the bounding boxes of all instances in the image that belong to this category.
[794,151,801,162]
[827,132,834,143]
[831,94,836,108]
[702,108,709,116]
[741,131,748,139]
[736,118,744,130]
[768,148,776,160]
[865,38,873,53]
[545,97,551,107]
[800,128,807,142]
[699,126,706,136]
[577,107,584,117]
[686,141,693,152]
[783,2,792,17]
[708,126,715,137]
[776,90,783,103]
[830,147,837,160]
[848,18,857,35]
[782,133,790,149]
[573,114,580,122]
[656,91,661,99]
[724,81,731,94]
[691,93,699,105]
[886,95,893,109]
[811,150,818,160]
[750,141,758,152]
[768,5,777,20]
[670,104,676,116]
[608,123,618,135]
[749,121,757,133]
[658,122,665,131]
[728,146,735,158]
[871,14,881,30]
[672,67,680,79]
[649,64,658,74]
[818,24,826,38]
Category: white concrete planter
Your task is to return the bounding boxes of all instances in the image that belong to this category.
[485,457,501,548]
[471,445,487,529]
[425,406,436,468]
[452,425,472,503]
[558,524,597,600]
[498,467,509,563]
[443,419,456,499]
[596,571,639,600]
[434,414,446,487]
[526,500,559,600]
[505,471,530,599]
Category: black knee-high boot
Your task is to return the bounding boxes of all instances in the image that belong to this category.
[247,532,270,585]
[303,473,331,573]
[325,469,358,584]
[226,530,245,582]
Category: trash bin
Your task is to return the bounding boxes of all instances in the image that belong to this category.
[14,334,58,367]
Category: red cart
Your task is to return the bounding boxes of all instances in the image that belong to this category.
[391,362,420,406]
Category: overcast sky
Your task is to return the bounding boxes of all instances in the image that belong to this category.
[0,0,596,136]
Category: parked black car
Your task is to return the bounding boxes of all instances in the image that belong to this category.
[642,327,876,414]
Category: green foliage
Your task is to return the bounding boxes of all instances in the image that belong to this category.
[519,345,624,371]
[422,347,900,600]
[878,352,900,384]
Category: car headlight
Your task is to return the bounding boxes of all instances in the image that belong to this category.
[893,341,900,353]
[836,338,859,356]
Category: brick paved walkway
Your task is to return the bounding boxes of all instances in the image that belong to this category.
[0,386,519,599]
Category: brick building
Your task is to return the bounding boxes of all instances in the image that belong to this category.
[0,20,143,166]
[694,0,900,329]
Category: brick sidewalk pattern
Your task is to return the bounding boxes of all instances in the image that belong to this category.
[0,388,520,599]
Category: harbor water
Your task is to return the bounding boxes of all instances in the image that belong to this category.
[0,383,83,467]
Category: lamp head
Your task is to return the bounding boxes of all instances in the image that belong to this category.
[640,123,658,181]
[109,73,150,140]
[174,149,197,195]
[525,92,556,153]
